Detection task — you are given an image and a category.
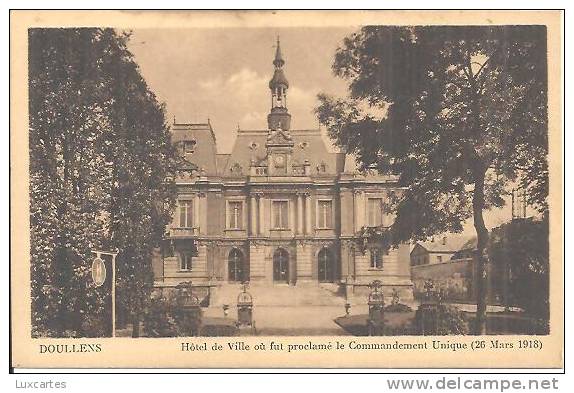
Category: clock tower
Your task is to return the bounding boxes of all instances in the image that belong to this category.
[266,38,294,176]
[267,38,291,131]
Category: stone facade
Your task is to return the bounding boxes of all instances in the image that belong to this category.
[152,40,413,301]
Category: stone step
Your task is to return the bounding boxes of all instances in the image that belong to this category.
[209,283,347,307]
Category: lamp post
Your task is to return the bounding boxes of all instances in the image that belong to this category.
[91,249,119,337]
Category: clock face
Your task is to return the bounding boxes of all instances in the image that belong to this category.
[274,155,285,167]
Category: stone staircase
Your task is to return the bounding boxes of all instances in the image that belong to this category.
[210,283,347,307]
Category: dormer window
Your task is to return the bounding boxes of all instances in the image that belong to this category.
[183,140,196,155]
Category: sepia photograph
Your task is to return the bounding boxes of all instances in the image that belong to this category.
[10,10,563,369]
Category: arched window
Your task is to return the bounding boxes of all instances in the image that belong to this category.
[228,248,244,282]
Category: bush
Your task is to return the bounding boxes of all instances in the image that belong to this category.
[142,294,179,337]
[414,303,469,335]
[531,318,550,335]
[81,315,109,337]
[201,323,239,337]
[384,303,413,313]
[436,304,469,335]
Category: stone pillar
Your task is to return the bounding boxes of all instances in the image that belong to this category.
[340,241,349,279]
[195,243,208,278]
[296,241,313,284]
[257,193,264,236]
[289,196,295,233]
[249,242,266,282]
[198,192,206,234]
[305,192,312,236]
[359,191,366,229]
[354,190,365,232]
[250,195,257,236]
[193,193,200,230]
[297,193,303,235]
[353,190,360,233]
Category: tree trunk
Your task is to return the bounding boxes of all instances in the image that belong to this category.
[473,169,489,335]
[131,310,140,338]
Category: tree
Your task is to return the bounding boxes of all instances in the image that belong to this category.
[490,217,549,318]
[29,28,176,337]
[316,26,548,334]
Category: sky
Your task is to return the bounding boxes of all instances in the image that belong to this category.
[127,27,354,153]
[126,27,532,238]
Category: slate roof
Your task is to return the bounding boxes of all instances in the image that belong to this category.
[269,68,289,88]
[222,128,340,176]
[171,122,218,175]
[216,154,230,173]
[172,123,376,178]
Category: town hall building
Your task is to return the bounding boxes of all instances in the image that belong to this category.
[152,40,413,302]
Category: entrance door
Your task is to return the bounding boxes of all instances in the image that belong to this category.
[228,248,244,282]
[273,248,289,283]
[318,248,335,282]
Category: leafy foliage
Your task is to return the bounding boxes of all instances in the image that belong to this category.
[29,28,177,337]
[490,217,549,317]
[316,26,548,333]
[384,303,413,313]
[414,304,469,335]
[142,292,179,337]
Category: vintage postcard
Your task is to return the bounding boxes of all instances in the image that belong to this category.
[10,10,563,369]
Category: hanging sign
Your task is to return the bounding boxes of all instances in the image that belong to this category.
[91,257,107,287]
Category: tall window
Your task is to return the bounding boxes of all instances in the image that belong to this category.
[179,200,193,228]
[272,200,289,229]
[228,201,243,230]
[180,252,192,271]
[370,248,385,269]
[228,248,244,282]
[317,200,333,228]
[367,198,383,227]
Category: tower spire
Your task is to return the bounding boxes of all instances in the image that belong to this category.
[268,37,291,131]
[273,36,285,68]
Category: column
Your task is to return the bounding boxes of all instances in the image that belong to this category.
[249,242,266,281]
[250,195,257,236]
[305,192,312,236]
[198,192,206,234]
[297,193,303,235]
[194,242,208,276]
[258,193,264,235]
[289,196,295,234]
[359,191,365,229]
[353,190,360,232]
[193,193,200,230]
[296,241,312,283]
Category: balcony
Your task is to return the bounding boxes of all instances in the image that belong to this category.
[169,227,199,238]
